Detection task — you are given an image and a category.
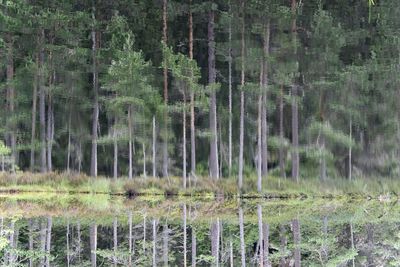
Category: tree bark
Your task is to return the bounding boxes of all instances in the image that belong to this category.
[262,20,270,177]
[292,219,301,267]
[228,1,233,177]
[113,120,118,179]
[189,0,196,176]
[238,0,245,189]
[90,224,97,267]
[279,225,287,267]
[257,62,263,193]
[128,107,133,179]
[349,118,352,180]
[162,0,169,178]
[30,53,39,172]
[6,34,16,170]
[208,9,219,179]
[143,143,147,178]
[47,70,55,172]
[192,227,196,267]
[211,220,220,266]
[39,29,47,173]
[113,217,118,266]
[29,219,34,267]
[239,207,246,267]
[152,116,156,177]
[163,223,169,266]
[90,3,99,177]
[279,85,285,178]
[257,205,264,266]
[291,0,300,182]
[45,216,52,267]
[183,204,187,267]
[152,219,157,267]
[183,92,187,187]
[263,223,270,266]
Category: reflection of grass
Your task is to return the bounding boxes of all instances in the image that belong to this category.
[0,171,399,199]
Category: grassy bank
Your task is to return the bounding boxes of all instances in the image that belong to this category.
[0,171,398,199]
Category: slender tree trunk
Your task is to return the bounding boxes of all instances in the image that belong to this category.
[143,142,147,178]
[6,34,16,169]
[162,0,169,178]
[153,219,157,267]
[292,219,301,267]
[279,85,285,178]
[211,220,220,266]
[349,118,352,180]
[30,53,39,172]
[192,227,196,267]
[90,4,99,177]
[229,237,233,267]
[291,0,299,182]
[67,220,70,267]
[143,216,146,254]
[40,220,46,266]
[208,9,219,179]
[183,92,187,187]
[113,120,118,179]
[163,223,169,266]
[320,134,326,181]
[238,0,245,189]
[183,204,187,267]
[90,224,97,267]
[67,107,72,172]
[29,219,34,267]
[128,107,133,179]
[45,216,52,267]
[128,211,133,266]
[189,0,196,176]
[47,72,54,172]
[152,116,156,177]
[350,222,355,267]
[239,207,246,267]
[263,222,269,266]
[228,1,233,177]
[113,217,118,266]
[257,62,263,193]
[279,225,287,267]
[262,20,270,177]
[39,30,47,173]
[257,205,264,266]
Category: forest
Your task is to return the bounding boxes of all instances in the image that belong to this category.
[0,0,399,190]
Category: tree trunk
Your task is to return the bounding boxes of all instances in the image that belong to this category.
[67,220,70,267]
[262,20,270,177]
[30,53,39,172]
[47,71,55,172]
[45,216,52,267]
[279,85,285,178]
[257,62,263,193]
[189,0,196,176]
[239,207,246,267]
[163,223,169,266]
[6,34,16,169]
[162,0,169,178]
[211,220,220,266]
[292,219,301,267]
[257,205,264,266]
[128,107,133,179]
[192,227,196,267]
[183,92,187,187]
[208,9,219,179]
[143,216,147,254]
[152,116,156,177]
[29,219,34,267]
[350,222,355,267]
[128,211,133,266]
[349,118,352,180]
[291,0,299,182]
[113,217,118,266]
[228,1,233,177]
[229,237,233,267]
[263,223,269,266]
[67,106,72,172]
[183,204,187,267]
[90,4,99,177]
[113,121,118,179]
[238,0,245,189]
[90,224,97,267]
[279,225,287,267]
[152,219,157,267]
[40,220,46,266]
[39,30,47,173]
[320,134,327,181]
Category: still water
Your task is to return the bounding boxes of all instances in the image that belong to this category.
[0,193,395,266]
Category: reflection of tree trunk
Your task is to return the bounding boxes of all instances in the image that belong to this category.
[183,93,187,187]
[183,204,187,266]
[192,228,196,267]
[143,216,147,254]
[8,220,15,265]
[77,220,82,263]
[163,223,168,266]
[350,223,355,267]
[128,211,133,266]
[321,216,328,263]
[29,219,34,267]
[239,208,246,267]
[263,223,269,266]
[152,219,157,267]
[292,219,301,267]
[257,62,263,193]
[279,225,287,267]
[90,224,97,267]
[67,220,70,267]
[113,124,118,179]
[366,223,374,266]
[45,216,52,267]
[113,217,118,266]
[229,237,233,267]
[257,205,264,266]
[211,220,220,266]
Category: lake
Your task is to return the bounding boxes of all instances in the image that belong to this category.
[0,193,395,266]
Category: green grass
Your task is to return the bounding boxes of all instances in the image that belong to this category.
[0,171,398,199]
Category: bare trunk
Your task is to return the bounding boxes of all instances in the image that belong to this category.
[238,0,245,189]
[279,85,285,178]
[45,216,52,267]
[39,30,46,173]
[257,62,263,193]
[40,220,46,266]
[192,227,196,267]
[349,118,352,180]
[67,107,71,172]
[47,74,54,172]
[183,204,187,267]
[152,219,157,267]
[152,116,156,177]
[183,92,187,187]
[292,219,301,267]
[189,0,196,176]
[208,10,219,179]
[90,224,97,267]
[262,21,270,177]
[128,108,133,179]
[30,53,39,171]
[113,122,118,179]
[211,220,220,266]
[239,207,246,267]
[90,4,99,177]
[320,135,326,181]
[113,217,118,266]
[291,0,299,182]
[6,35,16,169]
[228,1,233,177]
[162,0,169,178]
[257,205,264,266]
